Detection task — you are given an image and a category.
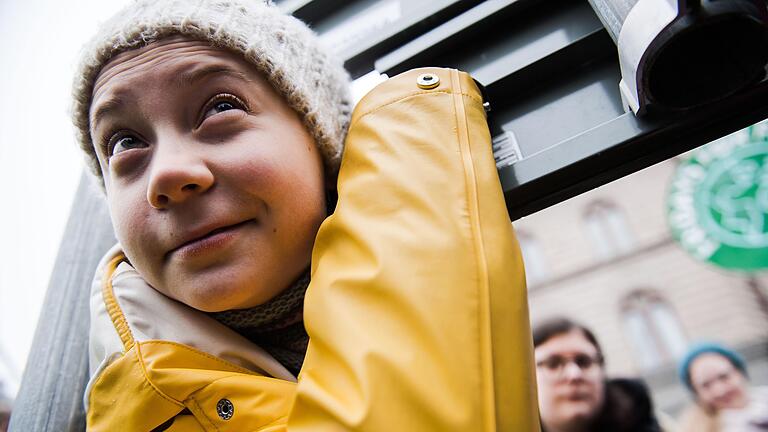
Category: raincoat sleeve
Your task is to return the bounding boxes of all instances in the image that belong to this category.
[288,68,540,431]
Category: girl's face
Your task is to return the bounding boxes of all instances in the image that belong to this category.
[690,353,750,411]
[535,330,606,431]
[90,37,327,312]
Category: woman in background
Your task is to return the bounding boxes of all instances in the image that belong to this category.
[678,343,768,432]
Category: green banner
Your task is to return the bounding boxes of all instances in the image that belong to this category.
[667,120,768,271]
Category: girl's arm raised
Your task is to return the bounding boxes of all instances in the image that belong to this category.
[291,68,540,432]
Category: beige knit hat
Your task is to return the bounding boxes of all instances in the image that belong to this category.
[72,0,352,186]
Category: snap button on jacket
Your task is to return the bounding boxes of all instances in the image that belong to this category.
[86,68,540,431]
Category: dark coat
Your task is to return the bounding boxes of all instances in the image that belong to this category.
[543,378,663,432]
[594,378,663,432]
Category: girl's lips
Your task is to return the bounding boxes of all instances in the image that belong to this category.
[170,220,254,260]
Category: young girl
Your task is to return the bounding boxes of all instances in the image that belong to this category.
[74,1,539,430]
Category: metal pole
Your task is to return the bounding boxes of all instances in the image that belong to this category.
[8,172,115,432]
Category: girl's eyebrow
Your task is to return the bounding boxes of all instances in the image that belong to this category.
[91,94,129,131]
[175,64,252,88]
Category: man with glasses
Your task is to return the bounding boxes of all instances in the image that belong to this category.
[533,317,668,432]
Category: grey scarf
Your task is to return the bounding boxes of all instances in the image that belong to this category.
[207,270,310,376]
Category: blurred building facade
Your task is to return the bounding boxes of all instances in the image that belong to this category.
[514,157,768,414]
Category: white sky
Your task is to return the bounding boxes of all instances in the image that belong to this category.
[0,0,128,397]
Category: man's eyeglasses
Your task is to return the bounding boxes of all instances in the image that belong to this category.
[535,354,604,377]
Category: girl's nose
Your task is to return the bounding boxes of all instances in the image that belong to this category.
[146,142,214,209]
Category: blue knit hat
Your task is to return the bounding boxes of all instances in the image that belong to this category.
[678,342,748,393]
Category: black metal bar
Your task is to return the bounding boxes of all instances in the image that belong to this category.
[342,0,484,77]
[298,0,484,77]
[376,0,599,83]
[502,75,768,220]
[277,0,351,25]
[375,0,534,75]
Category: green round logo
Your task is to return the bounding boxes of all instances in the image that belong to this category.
[667,120,768,271]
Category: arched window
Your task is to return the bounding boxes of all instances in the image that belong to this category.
[621,290,688,370]
[583,200,635,260]
[516,230,548,285]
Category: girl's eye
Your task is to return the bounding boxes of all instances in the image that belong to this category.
[202,94,247,120]
[110,134,145,156]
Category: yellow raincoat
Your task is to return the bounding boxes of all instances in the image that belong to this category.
[86,68,539,431]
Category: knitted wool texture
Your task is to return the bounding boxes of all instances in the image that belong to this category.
[208,270,310,376]
[71,0,352,187]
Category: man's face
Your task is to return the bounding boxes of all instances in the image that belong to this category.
[535,330,606,430]
[90,37,327,312]
[690,353,750,411]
